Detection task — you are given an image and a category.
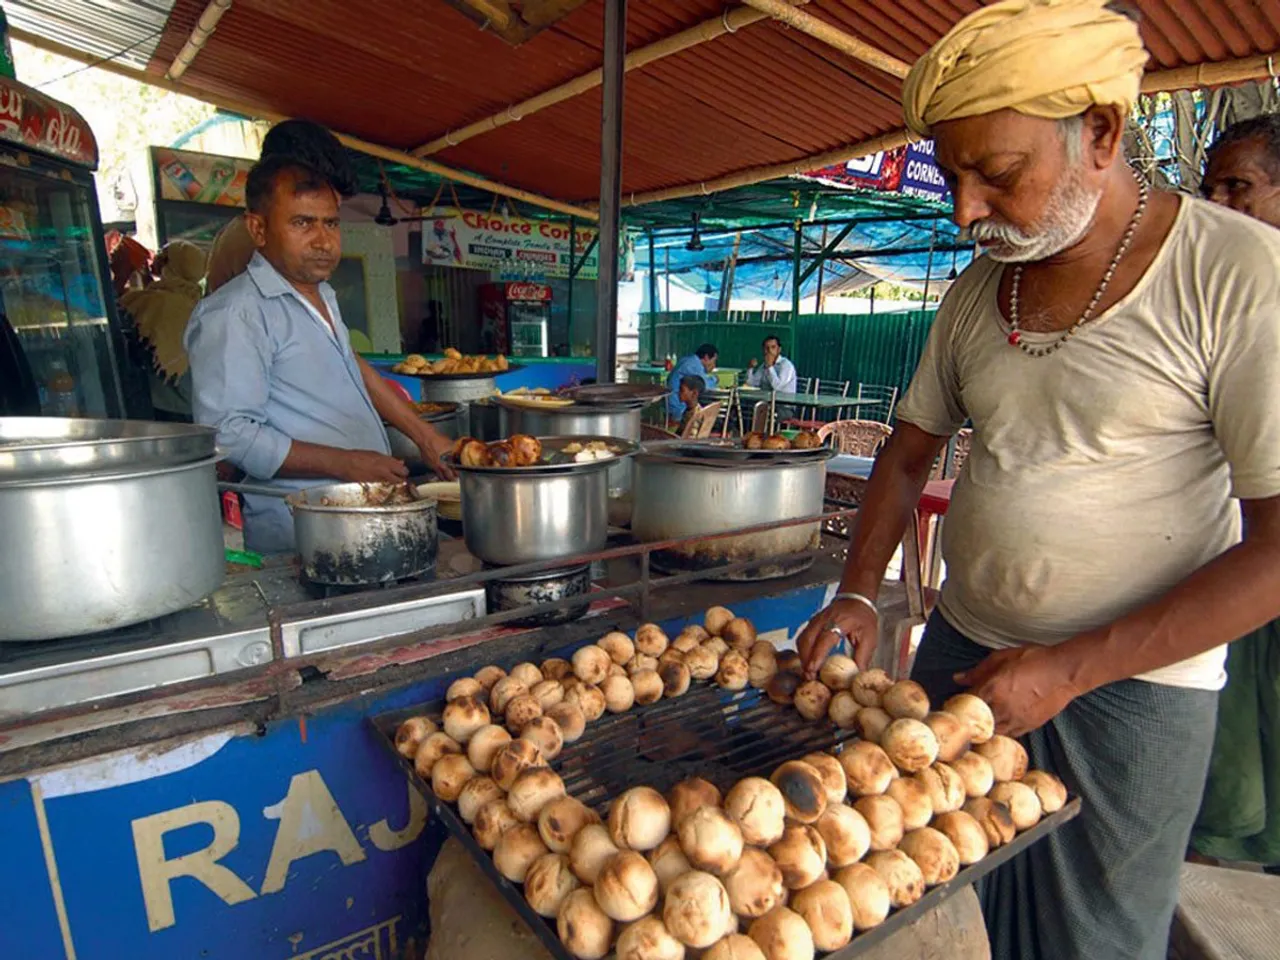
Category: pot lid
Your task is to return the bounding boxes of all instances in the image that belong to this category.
[0,418,217,482]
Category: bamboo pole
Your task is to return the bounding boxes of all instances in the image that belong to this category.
[739,0,909,79]
[167,0,233,81]
[9,26,598,221]
[413,2,808,156]
[1141,55,1275,94]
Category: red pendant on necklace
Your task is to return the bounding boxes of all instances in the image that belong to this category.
[1007,330,1022,346]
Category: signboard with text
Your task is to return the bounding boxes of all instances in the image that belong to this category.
[0,76,97,169]
[152,146,250,207]
[804,139,949,203]
[421,208,599,279]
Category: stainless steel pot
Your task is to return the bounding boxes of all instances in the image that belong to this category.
[484,563,591,627]
[457,465,611,566]
[285,482,439,585]
[418,376,498,437]
[469,398,505,442]
[385,405,461,469]
[630,448,832,580]
[0,456,225,641]
[0,417,216,480]
[503,405,642,496]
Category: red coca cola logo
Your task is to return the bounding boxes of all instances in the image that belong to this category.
[0,77,97,168]
[505,282,551,302]
[46,109,82,158]
[0,85,21,136]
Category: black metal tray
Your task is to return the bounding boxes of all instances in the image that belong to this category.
[370,682,1080,959]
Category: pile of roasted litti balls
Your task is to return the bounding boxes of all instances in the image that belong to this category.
[395,605,1067,959]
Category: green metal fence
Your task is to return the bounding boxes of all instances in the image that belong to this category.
[638,308,937,402]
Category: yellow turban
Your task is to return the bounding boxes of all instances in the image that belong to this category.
[902,0,1148,137]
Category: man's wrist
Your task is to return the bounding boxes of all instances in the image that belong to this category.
[838,571,881,602]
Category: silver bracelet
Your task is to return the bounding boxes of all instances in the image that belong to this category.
[832,591,880,620]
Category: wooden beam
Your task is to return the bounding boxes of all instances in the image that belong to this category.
[413,2,808,156]
[167,0,233,81]
[9,26,598,221]
[1141,55,1275,94]
[739,0,909,79]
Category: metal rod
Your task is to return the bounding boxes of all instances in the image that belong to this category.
[797,220,856,286]
[166,0,233,81]
[567,215,576,346]
[791,221,803,317]
[815,224,829,315]
[596,0,627,384]
[646,229,658,362]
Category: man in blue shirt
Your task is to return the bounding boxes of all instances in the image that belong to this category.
[665,342,718,419]
[186,155,454,553]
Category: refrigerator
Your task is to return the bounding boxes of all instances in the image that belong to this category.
[0,77,141,418]
[478,281,551,357]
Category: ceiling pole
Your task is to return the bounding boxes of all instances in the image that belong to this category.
[596,0,625,383]
[166,0,233,81]
[739,0,909,78]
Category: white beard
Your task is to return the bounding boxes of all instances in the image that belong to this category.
[966,165,1103,263]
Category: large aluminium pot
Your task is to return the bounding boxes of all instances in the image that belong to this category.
[385,404,461,469]
[417,376,498,437]
[0,418,224,641]
[502,404,642,496]
[285,482,439,585]
[630,446,833,581]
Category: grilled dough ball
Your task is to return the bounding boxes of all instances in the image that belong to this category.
[675,626,708,652]
[602,674,636,713]
[791,878,854,951]
[627,652,659,675]
[510,662,544,688]
[446,677,485,702]
[541,658,573,681]
[660,660,692,699]
[573,645,612,686]
[431,753,476,803]
[489,676,529,715]
[743,432,766,450]
[564,682,607,722]
[570,823,621,884]
[886,776,935,831]
[854,706,893,743]
[669,777,723,827]
[526,852,580,917]
[494,822,549,883]
[925,710,971,764]
[833,863,891,931]
[838,740,898,797]
[610,786,673,851]
[664,871,734,949]
[932,810,990,865]
[615,916,686,960]
[520,715,565,760]
[686,645,721,681]
[394,716,437,759]
[679,806,745,876]
[531,679,566,711]
[508,767,566,822]
[632,669,664,705]
[649,834,695,895]
[762,434,792,451]
[557,887,614,960]
[507,433,543,466]
[473,797,519,851]
[748,644,778,689]
[898,827,960,885]
[635,623,670,657]
[705,605,736,636]
[765,671,802,706]
[546,702,587,743]
[1022,770,1068,814]
[865,849,925,908]
[853,795,905,852]
[504,694,544,735]
[748,905,816,960]
[722,846,786,919]
[413,731,462,779]
[828,691,860,729]
[794,681,832,722]
[598,631,636,665]
[722,618,758,652]
[916,762,966,815]
[725,777,787,847]
[595,850,660,922]
[818,654,858,691]
[467,724,512,773]
[943,693,996,744]
[770,761,828,824]
[850,668,893,708]
[457,775,505,824]
[963,797,1017,848]
[491,738,546,791]
[952,751,996,799]
[768,824,827,891]
[539,795,600,853]
[989,781,1043,830]
[881,679,931,720]
[457,438,493,467]
[816,802,872,868]
[717,651,750,691]
[797,754,847,809]
[975,735,1029,782]
[474,664,506,691]
[705,934,767,960]
[881,718,940,773]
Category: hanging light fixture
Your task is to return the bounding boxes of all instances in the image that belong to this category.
[374,178,398,226]
[946,248,959,281]
[686,211,705,252]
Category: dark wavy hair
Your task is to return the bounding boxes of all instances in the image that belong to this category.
[1208,114,1280,183]
[259,119,358,198]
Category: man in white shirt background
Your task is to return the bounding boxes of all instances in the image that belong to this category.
[745,335,797,393]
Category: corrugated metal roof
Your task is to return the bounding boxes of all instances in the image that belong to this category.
[13,0,1280,204]
[3,0,173,70]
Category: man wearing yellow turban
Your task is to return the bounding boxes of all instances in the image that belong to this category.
[799,2,1280,958]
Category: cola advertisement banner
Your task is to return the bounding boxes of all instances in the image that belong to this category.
[0,76,97,168]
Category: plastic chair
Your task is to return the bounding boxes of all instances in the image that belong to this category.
[684,401,722,439]
[817,419,893,457]
[851,383,899,424]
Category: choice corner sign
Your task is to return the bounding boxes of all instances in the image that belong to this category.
[421,208,599,280]
[804,139,949,204]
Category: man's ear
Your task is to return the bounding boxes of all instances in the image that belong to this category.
[244,211,268,249]
[1084,105,1126,170]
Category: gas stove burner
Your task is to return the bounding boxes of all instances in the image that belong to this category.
[484,563,592,627]
[649,550,815,582]
[301,571,438,600]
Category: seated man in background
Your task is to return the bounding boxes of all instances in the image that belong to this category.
[668,375,707,435]
[665,343,718,421]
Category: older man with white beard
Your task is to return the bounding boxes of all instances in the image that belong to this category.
[797,1,1280,958]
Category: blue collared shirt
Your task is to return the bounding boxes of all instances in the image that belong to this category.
[185,252,389,554]
[666,354,718,417]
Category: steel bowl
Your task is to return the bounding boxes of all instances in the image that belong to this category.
[287,482,439,585]
[0,456,225,641]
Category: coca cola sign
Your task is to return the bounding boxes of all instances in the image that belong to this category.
[0,76,97,169]
[505,282,552,302]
